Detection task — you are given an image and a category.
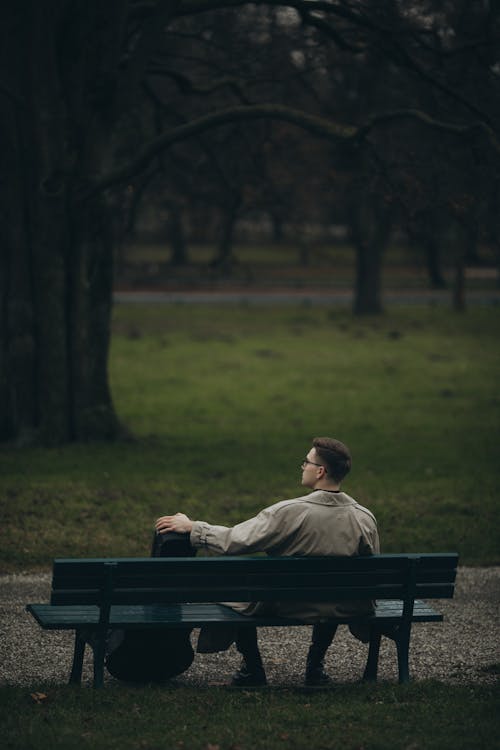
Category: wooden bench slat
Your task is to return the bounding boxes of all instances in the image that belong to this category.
[27,598,444,630]
[50,581,456,606]
[51,553,458,576]
[52,569,456,590]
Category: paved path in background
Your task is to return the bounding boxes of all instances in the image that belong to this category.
[114,289,500,306]
[1,567,499,688]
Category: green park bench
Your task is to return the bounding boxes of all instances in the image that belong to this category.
[27,552,458,688]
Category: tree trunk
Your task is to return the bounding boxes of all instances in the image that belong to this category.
[70,195,120,439]
[167,205,189,266]
[450,221,467,312]
[464,222,480,266]
[0,94,38,440]
[407,214,447,289]
[425,236,448,290]
[0,2,122,443]
[486,182,500,288]
[269,210,285,243]
[351,196,392,315]
[298,237,311,267]
[211,194,241,270]
[353,240,384,315]
[452,256,466,312]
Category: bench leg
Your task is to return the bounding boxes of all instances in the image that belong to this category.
[92,635,106,689]
[395,626,411,684]
[69,630,86,685]
[396,643,410,683]
[363,629,381,682]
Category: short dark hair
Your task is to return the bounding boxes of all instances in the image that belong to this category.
[312,437,352,482]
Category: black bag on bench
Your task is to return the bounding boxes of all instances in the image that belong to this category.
[104,531,196,683]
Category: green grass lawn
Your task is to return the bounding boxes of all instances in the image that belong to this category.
[1,682,498,750]
[0,305,499,570]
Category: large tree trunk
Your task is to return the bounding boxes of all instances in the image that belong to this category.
[350,195,392,315]
[1,93,38,440]
[451,225,467,313]
[0,2,122,443]
[211,194,241,271]
[167,204,189,266]
[409,211,448,289]
[425,236,447,290]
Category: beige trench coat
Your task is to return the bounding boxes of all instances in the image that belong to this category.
[190,489,380,621]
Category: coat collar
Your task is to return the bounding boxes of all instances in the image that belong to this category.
[304,489,356,506]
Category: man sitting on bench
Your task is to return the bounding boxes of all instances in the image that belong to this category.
[155,436,379,687]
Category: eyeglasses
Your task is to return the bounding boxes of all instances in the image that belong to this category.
[301,459,324,470]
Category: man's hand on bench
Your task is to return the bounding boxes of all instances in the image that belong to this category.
[156,513,193,534]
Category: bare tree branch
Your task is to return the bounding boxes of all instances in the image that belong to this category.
[296,9,365,53]
[175,0,366,26]
[172,0,497,128]
[90,103,500,196]
[358,109,500,150]
[147,67,252,101]
[122,0,183,102]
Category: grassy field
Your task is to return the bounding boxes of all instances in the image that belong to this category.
[0,304,499,570]
[0,682,498,750]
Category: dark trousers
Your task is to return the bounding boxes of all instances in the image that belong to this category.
[306,622,338,675]
[235,626,262,665]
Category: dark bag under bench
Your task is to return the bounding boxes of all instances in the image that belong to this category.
[27,552,458,688]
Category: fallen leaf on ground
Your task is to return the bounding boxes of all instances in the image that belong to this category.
[30,692,48,704]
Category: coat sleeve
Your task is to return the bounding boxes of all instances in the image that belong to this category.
[360,519,380,555]
[190,506,284,555]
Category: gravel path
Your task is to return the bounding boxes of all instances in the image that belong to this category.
[1,567,498,688]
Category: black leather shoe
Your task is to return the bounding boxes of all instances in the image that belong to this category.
[304,665,331,686]
[231,661,267,687]
[305,650,332,686]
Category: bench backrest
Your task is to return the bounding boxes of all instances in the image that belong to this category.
[50,553,458,607]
